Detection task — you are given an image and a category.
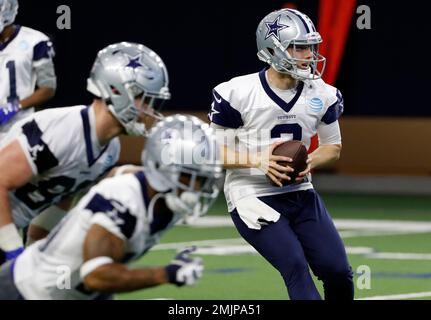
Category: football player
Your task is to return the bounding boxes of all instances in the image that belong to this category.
[0,0,56,139]
[0,115,223,300]
[208,9,353,300]
[0,42,170,263]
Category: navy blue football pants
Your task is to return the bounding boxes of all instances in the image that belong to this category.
[230,189,354,300]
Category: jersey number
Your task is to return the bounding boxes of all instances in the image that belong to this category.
[6,60,19,103]
[270,123,303,140]
[15,176,76,211]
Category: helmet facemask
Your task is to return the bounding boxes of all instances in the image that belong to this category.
[164,166,223,222]
[259,34,326,81]
[120,82,170,136]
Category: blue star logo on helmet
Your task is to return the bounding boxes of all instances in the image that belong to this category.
[265,15,289,40]
[126,54,143,69]
[309,97,323,112]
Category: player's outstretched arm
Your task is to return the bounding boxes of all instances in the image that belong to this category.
[0,140,34,258]
[82,225,203,293]
[82,224,165,292]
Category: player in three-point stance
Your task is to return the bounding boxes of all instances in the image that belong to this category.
[0,115,223,300]
[0,42,170,264]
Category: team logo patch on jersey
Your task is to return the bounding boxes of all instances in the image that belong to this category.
[308,97,323,112]
[19,40,29,51]
[28,144,45,160]
[103,154,114,170]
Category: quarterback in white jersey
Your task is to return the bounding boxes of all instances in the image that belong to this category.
[0,115,223,300]
[0,42,171,263]
[209,9,353,300]
[0,0,56,138]
[211,70,342,214]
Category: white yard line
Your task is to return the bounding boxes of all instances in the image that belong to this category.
[358,291,431,300]
[153,238,247,250]
[155,217,431,260]
[339,230,426,238]
[186,216,431,234]
[366,252,431,260]
[334,219,431,232]
[154,238,431,261]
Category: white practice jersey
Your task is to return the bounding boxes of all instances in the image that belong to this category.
[13,172,180,300]
[0,105,120,227]
[209,69,344,212]
[0,25,55,134]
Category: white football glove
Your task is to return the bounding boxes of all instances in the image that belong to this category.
[165,246,204,286]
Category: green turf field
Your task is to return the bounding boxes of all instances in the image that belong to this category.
[117,193,431,300]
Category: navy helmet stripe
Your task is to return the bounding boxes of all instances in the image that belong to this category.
[311,20,316,32]
[259,68,304,114]
[287,9,310,33]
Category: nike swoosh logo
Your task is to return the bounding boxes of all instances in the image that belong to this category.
[213,92,222,104]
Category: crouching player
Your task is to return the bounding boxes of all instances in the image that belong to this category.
[0,115,223,299]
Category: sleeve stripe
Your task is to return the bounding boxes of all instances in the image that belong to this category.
[321,90,344,125]
[33,40,55,61]
[208,89,243,129]
[85,193,136,239]
[21,119,59,173]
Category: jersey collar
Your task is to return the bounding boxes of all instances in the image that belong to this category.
[0,25,21,51]
[134,171,175,235]
[258,68,304,113]
[80,106,109,167]
[134,171,151,209]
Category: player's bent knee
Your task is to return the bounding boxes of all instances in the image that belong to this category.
[328,265,354,279]
[279,257,310,281]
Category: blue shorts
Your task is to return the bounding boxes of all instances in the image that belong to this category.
[230,189,354,300]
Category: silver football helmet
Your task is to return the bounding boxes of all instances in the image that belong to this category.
[87,42,171,136]
[256,8,326,80]
[0,0,18,33]
[142,114,224,221]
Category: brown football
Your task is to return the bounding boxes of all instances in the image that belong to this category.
[271,140,308,186]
